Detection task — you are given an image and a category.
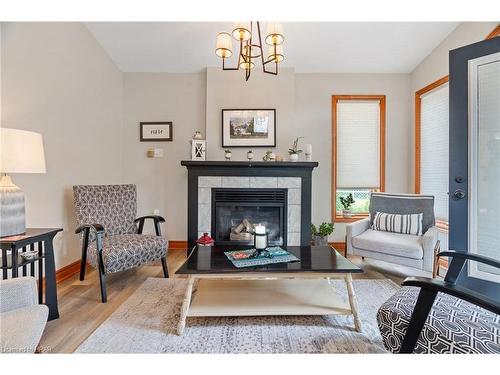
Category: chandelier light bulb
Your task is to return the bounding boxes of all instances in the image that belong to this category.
[268,44,284,63]
[215,32,233,58]
[232,22,252,41]
[265,22,284,46]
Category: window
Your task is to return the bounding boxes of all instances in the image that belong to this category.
[332,95,386,222]
[415,77,449,228]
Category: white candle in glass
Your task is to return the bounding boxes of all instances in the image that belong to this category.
[254,224,267,249]
[305,144,312,160]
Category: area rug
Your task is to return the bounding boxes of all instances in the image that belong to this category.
[75,278,399,353]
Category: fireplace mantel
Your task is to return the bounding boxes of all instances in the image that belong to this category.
[181,160,319,169]
[181,160,319,248]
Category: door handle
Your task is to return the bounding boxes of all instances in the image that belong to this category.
[452,189,466,200]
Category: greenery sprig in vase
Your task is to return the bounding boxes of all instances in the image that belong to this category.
[311,222,334,246]
[288,137,303,162]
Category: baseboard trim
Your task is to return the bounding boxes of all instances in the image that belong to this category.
[330,241,346,251]
[55,260,81,284]
[169,240,188,250]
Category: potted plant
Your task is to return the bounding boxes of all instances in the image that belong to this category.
[247,150,254,160]
[288,137,303,161]
[224,149,232,160]
[262,150,275,161]
[311,222,334,246]
[339,193,356,218]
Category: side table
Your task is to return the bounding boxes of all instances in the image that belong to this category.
[0,228,62,320]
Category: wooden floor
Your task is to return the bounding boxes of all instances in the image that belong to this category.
[39,249,420,353]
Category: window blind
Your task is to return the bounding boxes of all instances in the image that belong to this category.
[337,100,380,188]
[420,83,449,222]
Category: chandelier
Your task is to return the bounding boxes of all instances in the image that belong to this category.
[215,22,284,81]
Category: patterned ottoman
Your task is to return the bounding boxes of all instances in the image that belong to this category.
[377,286,500,353]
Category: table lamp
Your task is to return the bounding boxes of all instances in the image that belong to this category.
[0,128,46,237]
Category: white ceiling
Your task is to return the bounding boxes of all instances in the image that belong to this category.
[84,22,459,74]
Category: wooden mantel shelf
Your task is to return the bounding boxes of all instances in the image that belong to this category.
[181,160,319,168]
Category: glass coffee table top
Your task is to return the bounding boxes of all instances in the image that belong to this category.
[175,245,363,275]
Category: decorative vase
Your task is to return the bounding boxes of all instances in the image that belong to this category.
[313,235,328,247]
[289,153,299,162]
[342,210,354,218]
[247,150,254,160]
[225,152,232,160]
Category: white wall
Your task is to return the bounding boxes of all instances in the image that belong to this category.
[121,70,411,243]
[122,73,206,239]
[295,74,412,240]
[1,22,124,268]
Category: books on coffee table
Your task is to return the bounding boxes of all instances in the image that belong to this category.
[224,247,300,268]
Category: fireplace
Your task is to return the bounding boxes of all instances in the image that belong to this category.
[212,188,287,246]
[181,160,318,248]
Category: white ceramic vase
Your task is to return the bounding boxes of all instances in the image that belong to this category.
[289,153,299,162]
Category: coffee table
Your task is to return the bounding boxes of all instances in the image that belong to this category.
[175,245,363,335]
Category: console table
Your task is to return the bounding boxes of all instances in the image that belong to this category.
[0,228,62,320]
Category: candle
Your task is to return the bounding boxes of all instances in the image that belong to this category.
[254,224,267,250]
[305,144,312,154]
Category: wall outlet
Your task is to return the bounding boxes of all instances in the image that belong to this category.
[147,148,164,158]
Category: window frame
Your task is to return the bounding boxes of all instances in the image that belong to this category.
[414,76,450,230]
[331,95,386,223]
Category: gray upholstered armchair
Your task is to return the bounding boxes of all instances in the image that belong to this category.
[0,277,48,353]
[73,184,169,302]
[346,193,438,273]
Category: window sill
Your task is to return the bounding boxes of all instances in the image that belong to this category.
[334,214,369,223]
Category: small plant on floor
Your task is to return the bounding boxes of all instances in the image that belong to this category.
[311,222,334,246]
[339,193,356,218]
[288,137,303,161]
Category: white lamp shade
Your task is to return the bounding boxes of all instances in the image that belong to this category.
[265,22,284,45]
[232,22,252,41]
[215,32,233,58]
[268,44,284,63]
[0,128,46,173]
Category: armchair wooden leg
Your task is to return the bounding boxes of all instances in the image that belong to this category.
[161,257,169,278]
[79,258,86,281]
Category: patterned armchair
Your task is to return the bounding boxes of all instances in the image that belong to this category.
[377,251,500,353]
[73,184,168,302]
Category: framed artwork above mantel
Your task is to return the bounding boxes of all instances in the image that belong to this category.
[222,109,276,147]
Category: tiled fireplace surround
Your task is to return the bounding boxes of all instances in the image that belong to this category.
[181,161,319,248]
[198,176,302,245]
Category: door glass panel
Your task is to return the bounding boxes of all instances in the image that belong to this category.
[469,52,500,282]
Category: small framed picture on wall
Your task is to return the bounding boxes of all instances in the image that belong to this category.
[222,109,276,147]
[140,122,173,141]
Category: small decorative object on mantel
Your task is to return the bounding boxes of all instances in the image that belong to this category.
[288,137,303,162]
[247,150,254,160]
[262,150,275,161]
[140,122,173,142]
[192,131,203,140]
[222,109,276,148]
[311,222,334,246]
[339,193,356,218]
[275,155,284,162]
[224,149,232,160]
[191,133,206,161]
[305,143,313,161]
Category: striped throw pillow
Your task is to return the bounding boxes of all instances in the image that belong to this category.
[371,211,424,236]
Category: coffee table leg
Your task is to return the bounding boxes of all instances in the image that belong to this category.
[177,276,194,335]
[345,273,362,332]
